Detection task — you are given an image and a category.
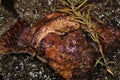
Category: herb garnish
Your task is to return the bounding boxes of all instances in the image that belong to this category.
[59,0,114,75]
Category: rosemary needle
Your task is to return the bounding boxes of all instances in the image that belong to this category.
[59,0,114,75]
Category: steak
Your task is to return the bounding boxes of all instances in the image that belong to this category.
[0,12,119,80]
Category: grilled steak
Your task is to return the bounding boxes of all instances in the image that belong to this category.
[0,12,119,80]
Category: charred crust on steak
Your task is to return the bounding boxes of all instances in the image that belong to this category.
[31,12,80,48]
[0,20,29,54]
[0,12,120,80]
[92,18,119,53]
[40,30,97,80]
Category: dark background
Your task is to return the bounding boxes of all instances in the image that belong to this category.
[0,0,120,80]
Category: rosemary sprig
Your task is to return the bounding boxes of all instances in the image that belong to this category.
[59,0,114,75]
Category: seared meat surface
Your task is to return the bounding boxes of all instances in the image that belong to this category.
[40,31,96,80]
[0,20,29,54]
[31,12,80,48]
[0,12,120,80]
[92,20,119,53]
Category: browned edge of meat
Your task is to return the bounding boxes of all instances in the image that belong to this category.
[0,20,36,56]
[31,12,80,48]
[91,17,119,53]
